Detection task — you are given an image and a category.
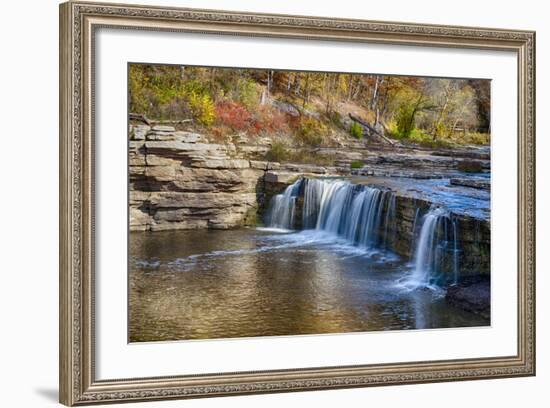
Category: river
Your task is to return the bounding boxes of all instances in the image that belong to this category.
[129,226,489,342]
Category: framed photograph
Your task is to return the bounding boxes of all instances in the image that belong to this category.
[59,1,536,405]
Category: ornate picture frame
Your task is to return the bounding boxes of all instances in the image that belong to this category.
[59,1,535,405]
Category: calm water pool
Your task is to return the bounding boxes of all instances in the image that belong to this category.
[129,228,489,342]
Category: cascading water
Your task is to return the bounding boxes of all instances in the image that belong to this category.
[267,178,396,249]
[302,178,326,229]
[266,178,461,287]
[410,206,460,287]
[264,179,302,229]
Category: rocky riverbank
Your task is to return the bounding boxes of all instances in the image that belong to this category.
[129,124,491,317]
[129,124,347,230]
[129,124,490,240]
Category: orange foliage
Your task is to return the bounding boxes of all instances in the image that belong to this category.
[215,101,251,131]
[250,106,290,135]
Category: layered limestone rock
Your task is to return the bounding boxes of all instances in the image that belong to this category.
[129,124,491,248]
[350,146,490,178]
[129,125,266,231]
[129,123,343,231]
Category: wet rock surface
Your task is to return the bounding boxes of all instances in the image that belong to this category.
[445,276,491,319]
[450,177,491,190]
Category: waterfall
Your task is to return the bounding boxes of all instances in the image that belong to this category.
[409,208,421,261]
[264,179,302,229]
[410,206,460,287]
[312,180,395,248]
[266,178,461,286]
[267,178,396,249]
[302,178,326,229]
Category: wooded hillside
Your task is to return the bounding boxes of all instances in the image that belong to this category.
[129,64,490,149]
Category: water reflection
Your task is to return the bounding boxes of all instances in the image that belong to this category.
[129,229,489,342]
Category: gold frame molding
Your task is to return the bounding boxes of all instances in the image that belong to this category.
[59,1,536,405]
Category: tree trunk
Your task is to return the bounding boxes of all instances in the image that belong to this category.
[370,76,384,111]
[286,74,292,94]
[266,70,273,98]
[348,113,395,145]
[293,73,301,95]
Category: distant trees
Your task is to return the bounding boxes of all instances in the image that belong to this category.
[129,64,490,146]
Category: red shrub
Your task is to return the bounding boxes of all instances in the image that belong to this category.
[215,101,251,131]
[250,106,290,135]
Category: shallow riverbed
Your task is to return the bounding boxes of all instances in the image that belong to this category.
[129,228,489,342]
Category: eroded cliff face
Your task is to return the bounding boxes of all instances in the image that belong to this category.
[129,124,272,231]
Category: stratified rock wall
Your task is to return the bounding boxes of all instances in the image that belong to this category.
[129,125,268,231]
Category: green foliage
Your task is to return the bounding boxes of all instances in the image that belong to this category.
[286,150,336,166]
[433,121,448,139]
[266,141,290,162]
[327,111,344,129]
[407,130,454,148]
[129,65,216,125]
[350,122,363,139]
[295,117,327,147]
[463,132,490,145]
[395,102,417,138]
[234,78,260,109]
[128,66,149,114]
[350,160,364,169]
[129,64,491,148]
